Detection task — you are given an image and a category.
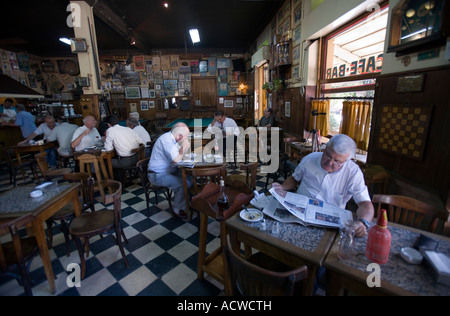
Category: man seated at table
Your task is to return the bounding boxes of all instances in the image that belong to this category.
[259,108,275,128]
[272,134,374,238]
[127,117,151,157]
[0,98,17,123]
[71,115,102,152]
[103,114,143,179]
[18,115,59,168]
[47,121,79,157]
[206,110,240,163]
[148,123,193,219]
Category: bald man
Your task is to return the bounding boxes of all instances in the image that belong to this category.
[148,123,192,219]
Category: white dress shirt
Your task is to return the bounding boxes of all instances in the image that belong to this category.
[71,126,102,152]
[148,131,179,173]
[292,152,370,209]
[104,124,143,157]
[206,117,240,137]
[133,125,151,147]
[34,122,60,140]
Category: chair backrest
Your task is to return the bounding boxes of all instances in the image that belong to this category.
[372,194,449,233]
[63,172,95,213]
[0,214,38,296]
[132,143,145,161]
[136,158,150,188]
[225,236,307,296]
[103,179,123,223]
[239,162,258,190]
[190,165,227,196]
[34,152,49,176]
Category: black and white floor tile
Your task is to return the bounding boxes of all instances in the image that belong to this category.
[0,163,279,296]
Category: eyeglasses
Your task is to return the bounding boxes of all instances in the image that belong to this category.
[323,150,346,168]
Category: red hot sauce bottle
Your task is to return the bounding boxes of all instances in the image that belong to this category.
[366,209,392,264]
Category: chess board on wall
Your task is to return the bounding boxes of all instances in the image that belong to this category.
[376,105,432,160]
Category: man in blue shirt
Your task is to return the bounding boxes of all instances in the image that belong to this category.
[7,104,36,139]
[0,98,17,123]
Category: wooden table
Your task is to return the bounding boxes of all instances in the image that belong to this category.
[11,141,58,164]
[0,183,81,294]
[226,213,337,296]
[324,222,450,296]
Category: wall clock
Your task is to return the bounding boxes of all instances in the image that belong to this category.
[387,0,449,56]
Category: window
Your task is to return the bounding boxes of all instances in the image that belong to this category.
[317,3,389,151]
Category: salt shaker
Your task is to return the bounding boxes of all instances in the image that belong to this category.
[338,220,356,261]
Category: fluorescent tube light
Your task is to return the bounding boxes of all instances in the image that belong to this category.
[189,29,200,44]
[59,37,71,45]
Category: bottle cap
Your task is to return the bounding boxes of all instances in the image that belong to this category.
[376,209,388,228]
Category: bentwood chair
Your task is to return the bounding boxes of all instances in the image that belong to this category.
[0,214,40,296]
[116,143,145,188]
[226,162,258,191]
[69,180,129,279]
[372,194,449,233]
[3,146,39,187]
[186,165,227,220]
[46,172,95,256]
[136,158,172,216]
[225,236,308,296]
[34,152,72,182]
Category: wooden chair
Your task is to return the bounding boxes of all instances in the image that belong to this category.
[74,149,110,197]
[3,146,39,187]
[226,162,258,191]
[0,214,40,296]
[225,236,308,296]
[34,151,72,182]
[185,165,227,220]
[45,172,95,256]
[372,194,449,233]
[116,143,145,188]
[69,180,129,279]
[136,158,172,216]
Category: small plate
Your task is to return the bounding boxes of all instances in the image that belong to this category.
[240,209,263,222]
[401,247,423,265]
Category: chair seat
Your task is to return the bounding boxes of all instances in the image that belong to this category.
[69,210,114,236]
[2,237,38,267]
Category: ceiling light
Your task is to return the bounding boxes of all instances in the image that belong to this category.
[59,37,71,45]
[189,29,200,44]
[163,1,169,8]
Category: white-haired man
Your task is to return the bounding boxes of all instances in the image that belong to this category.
[272,134,374,237]
[148,123,192,219]
[71,115,102,152]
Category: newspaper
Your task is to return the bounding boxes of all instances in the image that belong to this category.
[267,188,353,228]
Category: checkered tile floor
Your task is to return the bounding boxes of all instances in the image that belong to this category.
[0,162,279,296]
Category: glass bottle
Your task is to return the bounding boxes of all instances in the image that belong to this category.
[338,220,356,261]
[366,209,392,264]
[217,178,229,211]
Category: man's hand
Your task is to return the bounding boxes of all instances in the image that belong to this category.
[354,221,368,237]
[271,182,287,198]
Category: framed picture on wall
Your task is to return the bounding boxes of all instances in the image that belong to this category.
[149,101,155,108]
[125,87,141,99]
[140,100,149,111]
[285,101,291,118]
[224,100,234,108]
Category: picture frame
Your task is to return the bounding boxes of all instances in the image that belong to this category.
[285,101,291,118]
[224,100,234,108]
[396,74,425,93]
[149,100,155,108]
[125,86,141,99]
[140,100,149,111]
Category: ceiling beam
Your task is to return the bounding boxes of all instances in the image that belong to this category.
[88,0,153,54]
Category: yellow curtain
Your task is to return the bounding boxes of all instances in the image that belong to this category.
[310,100,330,137]
[340,101,372,151]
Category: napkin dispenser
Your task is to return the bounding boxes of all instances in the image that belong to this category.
[423,250,450,287]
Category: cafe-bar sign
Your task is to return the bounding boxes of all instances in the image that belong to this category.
[325,54,383,79]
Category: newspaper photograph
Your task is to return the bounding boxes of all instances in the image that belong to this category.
[268,188,353,228]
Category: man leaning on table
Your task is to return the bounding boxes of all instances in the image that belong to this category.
[272,134,374,237]
[148,122,193,219]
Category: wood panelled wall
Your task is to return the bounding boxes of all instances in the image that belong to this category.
[368,66,450,208]
[272,85,316,137]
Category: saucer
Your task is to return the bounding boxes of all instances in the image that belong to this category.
[30,190,43,198]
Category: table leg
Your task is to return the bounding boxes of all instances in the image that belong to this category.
[32,219,56,294]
